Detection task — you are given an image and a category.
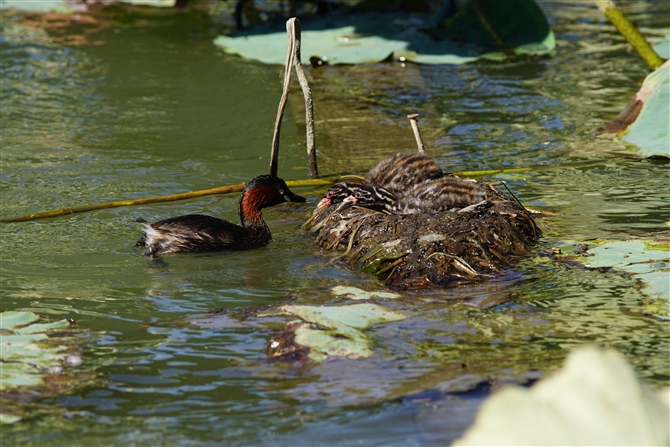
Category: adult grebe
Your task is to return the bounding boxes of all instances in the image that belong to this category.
[136,175,305,256]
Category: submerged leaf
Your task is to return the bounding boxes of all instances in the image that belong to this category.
[454,347,670,446]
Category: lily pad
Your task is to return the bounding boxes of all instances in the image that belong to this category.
[623,62,670,158]
[454,347,670,446]
[558,241,669,319]
[0,311,92,423]
[214,0,554,65]
[602,60,670,158]
[0,312,78,391]
[0,0,175,12]
[118,0,175,6]
[0,0,73,13]
[269,303,406,362]
[644,27,670,59]
[330,285,401,300]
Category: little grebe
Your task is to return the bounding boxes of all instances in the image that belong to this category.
[136,175,305,256]
[346,177,488,214]
[316,153,444,210]
[365,152,443,195]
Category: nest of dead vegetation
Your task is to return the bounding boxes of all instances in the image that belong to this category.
[303,183,541,290]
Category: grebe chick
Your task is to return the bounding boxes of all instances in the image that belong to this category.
[315,153,442,211]
[346,177,489,214]
[318,181,364,207]
[365,152,443,195]
[136,175,305,256]
[396,177,488,213]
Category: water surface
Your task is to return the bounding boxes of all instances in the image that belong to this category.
[1,2,669,445]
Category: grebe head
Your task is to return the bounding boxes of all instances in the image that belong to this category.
[343,184,396,208]
[238,175,305,227]
[241,175,306,207]
[317,182,363,208]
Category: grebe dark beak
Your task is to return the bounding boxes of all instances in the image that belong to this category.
[284,190,306,203]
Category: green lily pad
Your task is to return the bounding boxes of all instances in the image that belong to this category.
[0,311,93,423]
[294,325,372,362]
[0,1,73,13]
[330,286,401,300]
[273,303,406,361]
[644,27,670,59]
[214,0,554,65]
[282,303,405,330]
[0,310,40,330]
[622,61,670,158]
[0,414,22,425]
[0,0,175,12]
[0,312,76,392]
[454,347,670,446]
[602,60,669,158]
[562,241,670,319]
[118,0,175,6]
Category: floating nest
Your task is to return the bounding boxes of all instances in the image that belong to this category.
[303,183,541,290]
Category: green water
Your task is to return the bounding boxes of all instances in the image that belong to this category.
[1,2,669,445]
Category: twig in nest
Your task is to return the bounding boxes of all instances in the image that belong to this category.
[407,113,425,153]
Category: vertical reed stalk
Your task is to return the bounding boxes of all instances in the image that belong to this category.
[269,20,296,177]
[289,18,319,178]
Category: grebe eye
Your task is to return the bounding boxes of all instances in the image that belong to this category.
[279,189,285,195]
[354,192,362,198]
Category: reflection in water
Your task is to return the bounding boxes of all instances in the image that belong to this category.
[1,2,669,446]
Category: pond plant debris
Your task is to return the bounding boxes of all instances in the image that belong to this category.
[0,311,97,424]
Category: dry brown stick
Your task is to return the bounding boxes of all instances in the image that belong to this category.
[407,113,425,153]
[0,178,334,223]
[289,18,319,178]
[269,19,297,177]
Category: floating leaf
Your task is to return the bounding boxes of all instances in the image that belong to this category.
[214,1,554,65]
[0,414,22,425]
[602,60,670,158]
[0,1,73,13]
[117,0,175,6]
[0,311,40,330]
[271,303,406,361]
[0,0,174,12]
[293,325,372,362]
[282,303,405,330]
[586,241,669,318]
[454,347,670,446]
[645,27,670,60]
[557,241,669,319]
[0,313,75,392]
[330,286,401,300]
